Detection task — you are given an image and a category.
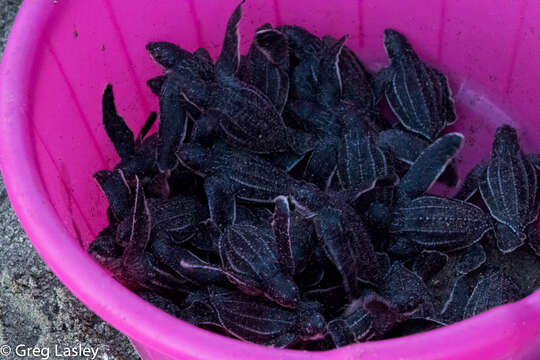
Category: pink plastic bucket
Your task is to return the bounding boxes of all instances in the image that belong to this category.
[2,0,540,359]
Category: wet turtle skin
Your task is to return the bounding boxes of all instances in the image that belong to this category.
[88,2,540,350]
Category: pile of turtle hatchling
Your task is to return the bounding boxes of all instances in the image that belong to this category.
[89,1,540,349]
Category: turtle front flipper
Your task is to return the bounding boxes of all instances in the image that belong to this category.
[314,208,356,297]
[151,238,227,285]
[146,75,166,96]
[376,129,428,165]
[303,139,338,191]
[376,128,459,187]
[397,132,464,204]
[204,175,237,230]
[135,112,157,146]
[317,35,347,108]
[327,309,373,347]
[193,47,215,79]
[324,35,375,110]
[436,70,457,126]
[255,27,289,65]
[372,67,393,104]
[272,196,295,275]
[463,270,521,318]
[527,225,540,256]
[157,73,188,172]
[455,242,486,275]
[249,27,290,112]
[122,177,151,263]
[438,275,470,324]
[147,75,202,120]
[94,169,132,221]
[216,1,245,80]
[102,85,135,160]
[527,153,540,170]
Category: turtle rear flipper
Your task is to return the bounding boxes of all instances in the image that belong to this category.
[102,85,135,160]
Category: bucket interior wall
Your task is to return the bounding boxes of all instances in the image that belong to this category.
[31,0,540,247]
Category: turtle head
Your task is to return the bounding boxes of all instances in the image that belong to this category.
[384,29,414,60]
[146,42,192,70]
[493,125,520,157]
[265,275,300,308]
[176,143,212,177]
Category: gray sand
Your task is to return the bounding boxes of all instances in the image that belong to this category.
[1,1,138,359]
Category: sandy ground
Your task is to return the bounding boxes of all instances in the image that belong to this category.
[0,1,138,359]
